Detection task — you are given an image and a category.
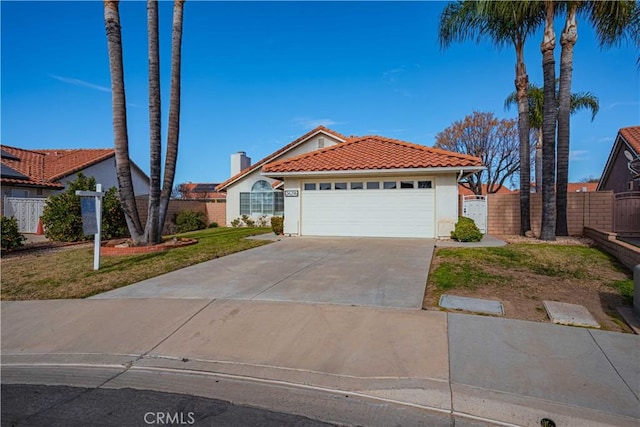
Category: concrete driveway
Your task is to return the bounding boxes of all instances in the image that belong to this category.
[92,237,434,308]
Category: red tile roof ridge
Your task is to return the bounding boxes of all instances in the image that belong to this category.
[216,125,349,191]
[359,135,482,161]
[1,145,48,155]
[264,135,482,171]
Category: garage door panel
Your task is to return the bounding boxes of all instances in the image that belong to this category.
[301,190,435,238]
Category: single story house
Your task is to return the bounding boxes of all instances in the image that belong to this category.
[1,145,149,198]
[1,145,149,232]
[597,126,640,193]
[216,126,484,238]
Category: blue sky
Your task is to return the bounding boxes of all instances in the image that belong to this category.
[2,1,638,187]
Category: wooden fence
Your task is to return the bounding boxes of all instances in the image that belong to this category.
[614,191,640,236]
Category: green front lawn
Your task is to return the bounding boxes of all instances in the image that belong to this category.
[1,227,272,301]
[425,243,634,332]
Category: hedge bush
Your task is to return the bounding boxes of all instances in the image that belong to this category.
[41,174,127,242]
[271,216,284,235]
[1,216,26,250]
[174,210,207,233]
[451,216,483,242]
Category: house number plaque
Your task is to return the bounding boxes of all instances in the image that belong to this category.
[284,190,299,197]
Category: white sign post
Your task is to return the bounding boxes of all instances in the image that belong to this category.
[76,184,104,270]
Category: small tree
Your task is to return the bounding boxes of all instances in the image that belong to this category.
[41,174,127,242]
[435,111,522,195]
[1,216,26,250]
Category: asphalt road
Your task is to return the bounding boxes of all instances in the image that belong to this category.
[1,384,335,427]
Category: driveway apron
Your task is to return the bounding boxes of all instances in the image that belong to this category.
[92,237,434,308]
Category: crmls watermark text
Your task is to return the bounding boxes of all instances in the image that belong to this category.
[144,412,195,425]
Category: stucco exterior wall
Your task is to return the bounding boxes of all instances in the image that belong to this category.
[600,142,640,193]
[283,178,301,235]
[283,134,340,158]
[435,174,458,238]
[59,158,149,196]
[224,133,341,225]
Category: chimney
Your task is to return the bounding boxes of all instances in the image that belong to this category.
[231,151,251,176]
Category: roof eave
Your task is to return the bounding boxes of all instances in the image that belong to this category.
[597,133,633,191]
[262,165,486,178]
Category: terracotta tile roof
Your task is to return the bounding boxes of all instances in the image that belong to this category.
[179,183,226,199]
[262,135,482,174]
[215,126,349,191]
[458,183,513,196]
[1,145,115,189]
[620,126,640,154]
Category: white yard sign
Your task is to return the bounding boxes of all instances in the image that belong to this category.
[76,184,104,270]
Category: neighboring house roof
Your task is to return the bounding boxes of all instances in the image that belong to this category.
[597,126,640,190]
[262,135,483,174]
[180,183,226,199]
[1,146,63,188]
[619,126,640,154]
[37,149,115,181]
[0,145,148,190]
[567,182,598,192]
[215,126,349,192]
[458,184,513,196]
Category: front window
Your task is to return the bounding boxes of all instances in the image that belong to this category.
[239,180,284,216]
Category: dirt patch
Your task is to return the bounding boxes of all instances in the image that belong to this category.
[424,238,633,333]
[101,238,197,255]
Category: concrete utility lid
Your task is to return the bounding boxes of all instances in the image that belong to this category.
[542,301,600,328]
[439,294,504,315]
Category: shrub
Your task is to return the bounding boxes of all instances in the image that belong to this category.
[208,222,219,228]
[451,216,483,242]
[256,215,269,227]
[174,210,207,233]
[1,216,26,250]
[271,216,284,235]
[231,218,243,228]
[41,174,127,242]
[241,214,255,227]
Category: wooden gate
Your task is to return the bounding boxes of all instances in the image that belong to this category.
[3,197,47,233]
[614,192,640,235]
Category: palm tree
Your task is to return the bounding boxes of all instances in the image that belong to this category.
[146,0,162,244]
[539,0,557,241]
[104,0,145,245]
[159,0,186,232]
[439,0,544,236]
[104,0,186,245]
[504,82,599,192]
[556,0,636,236]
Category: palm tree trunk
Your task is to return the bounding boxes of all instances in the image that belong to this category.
[556,5,578,236]
[159,0,185,230]
[540,0,557,241]
[536,128,543,191]
[146,0,162,244]
[104,0,144,244]
[515,39,531,235]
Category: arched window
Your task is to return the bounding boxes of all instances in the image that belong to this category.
[251,180,274,214]
[239,180,284,216]
[252,180,272,192]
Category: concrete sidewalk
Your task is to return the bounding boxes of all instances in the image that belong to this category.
[2,299,639,426]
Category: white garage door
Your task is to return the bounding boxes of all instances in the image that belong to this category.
[301,179,435,238]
